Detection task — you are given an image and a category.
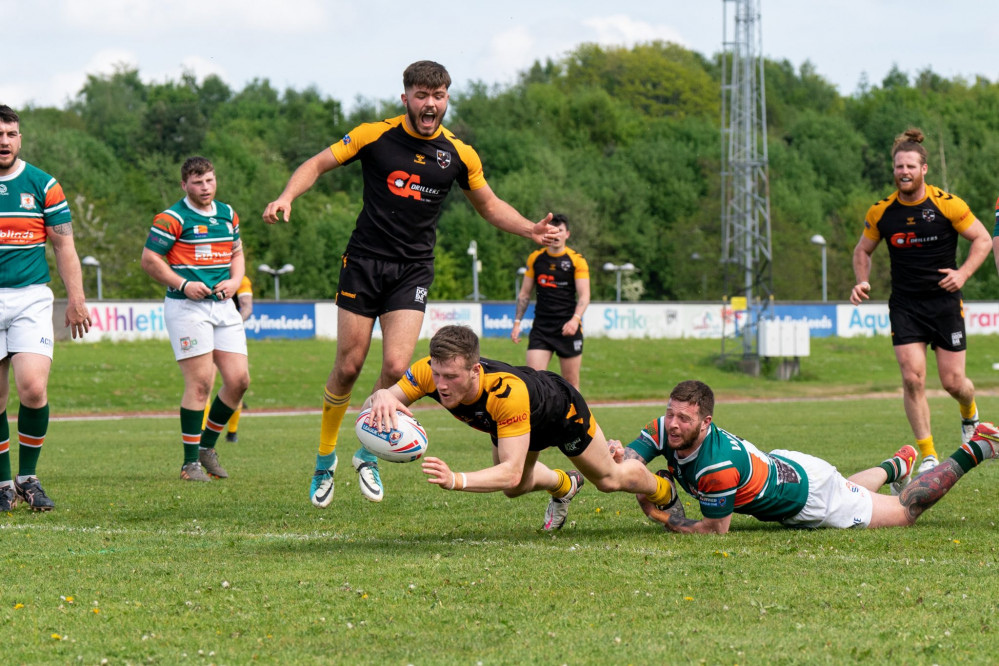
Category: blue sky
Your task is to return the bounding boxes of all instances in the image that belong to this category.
[4,0,997,112]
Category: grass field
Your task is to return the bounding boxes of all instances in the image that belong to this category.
[4,337,999,664]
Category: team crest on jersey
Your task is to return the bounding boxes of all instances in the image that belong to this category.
[180,337,197,352]
[195,244,212,261]
[20,193,34,209]
[436,150,452,169]
[561,259,572,272]
[922,209,935,222]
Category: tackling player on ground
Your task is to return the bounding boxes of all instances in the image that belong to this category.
[599,380,999,533]
[262,61,558,508]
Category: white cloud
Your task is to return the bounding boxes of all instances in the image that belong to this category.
[583,14,686,47]
[482,26,537,87]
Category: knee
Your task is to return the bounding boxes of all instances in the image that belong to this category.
[589,476,622,494]
[900,373,925,394]
[17,380,48,407]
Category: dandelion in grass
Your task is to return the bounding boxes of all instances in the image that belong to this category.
[14,603,24,610]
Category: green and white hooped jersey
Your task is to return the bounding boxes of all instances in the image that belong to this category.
[144,197,240,300]
[0,160,72,288]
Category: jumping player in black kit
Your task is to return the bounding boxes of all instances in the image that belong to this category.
[262,61,559,508]
[851,128,991,484]
[510,214,590,388]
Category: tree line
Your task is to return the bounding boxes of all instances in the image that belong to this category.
[20,42,999,302]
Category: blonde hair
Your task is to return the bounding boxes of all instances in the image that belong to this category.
[891,128,927,164]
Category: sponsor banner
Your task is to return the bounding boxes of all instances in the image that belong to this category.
[965,302,999,335]
[417,303,481,338]
[482,304,534,337]
[837,303,891,337]
[771,304,837,338]
[315,301,337,339]
[75,302,169,342]
[585,303,745,339]
[245,303,316,339]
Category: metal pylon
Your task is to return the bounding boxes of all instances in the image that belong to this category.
[720,0,773,367]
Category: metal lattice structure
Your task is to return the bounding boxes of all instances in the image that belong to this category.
[720,0,773,364]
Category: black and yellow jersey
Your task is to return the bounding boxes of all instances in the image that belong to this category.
[863,185,975,296]
[397,355,583,447]
[523,246,589,323]
[331,115,487,262]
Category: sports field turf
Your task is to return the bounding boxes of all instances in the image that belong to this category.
[4,336,999,663]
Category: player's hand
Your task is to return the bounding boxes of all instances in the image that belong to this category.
[212,278,240,302]
[530,213,557,246]
[850,280,871,305]
[510,321,521,343]
[183,281,213,300]
[368,389,411,432]
[561,318,580,336]
[65,297,90,339]
[937,267,966,292]
[262,199,292,224]
[421,456,454,489]
[607,439,625,463]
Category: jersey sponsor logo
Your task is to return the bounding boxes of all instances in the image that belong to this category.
[193,225,208,237]
[497,412,529,428]
[0,229,33,240]
[341,134,352,145]
[404,368,419,388]
[436,150,452,169]
[387,170,438,200]
[0,184,7,195]
[414,286,427,303]
[952,331,964,346]
[890,231,938,248]
[922,209,935,222]
[39,336,53,347]
[537,273,559,288]
[561,436,583,452]
[20,193,34,209]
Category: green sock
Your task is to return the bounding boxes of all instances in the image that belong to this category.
[0,411,10,483]
[17,403,49,477]
[878,455,907,483]
[951,440,993,473]
[201,396,236,448]
[181,407,204,464]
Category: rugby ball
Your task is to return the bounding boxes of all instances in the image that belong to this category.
[354,408,429,463]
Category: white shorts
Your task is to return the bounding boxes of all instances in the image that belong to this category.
[773,449,873,529]
[164,297,247,361]
[0,284,55,360]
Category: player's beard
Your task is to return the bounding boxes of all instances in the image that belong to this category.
[895,171,923,197]
[406,103,445,137]
[0,145,19,172]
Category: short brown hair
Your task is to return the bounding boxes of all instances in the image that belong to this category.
[891,128,927,165]
[0,105,20,126]
[669,380,715,419]
[429,325,479,369]
[181,156,214,182]
[551,213,569,230]
[403,61,451,91]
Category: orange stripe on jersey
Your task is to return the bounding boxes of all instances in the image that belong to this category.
[18,432,45,448]
[733,454,771,506]
[44,182,67,208]
[0,216,45,246]
[699,467,741,496]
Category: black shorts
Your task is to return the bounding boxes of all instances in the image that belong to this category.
[491,373,597,456]
[335,254,433,318]
[528,322,583,358]
[889,291,967,351]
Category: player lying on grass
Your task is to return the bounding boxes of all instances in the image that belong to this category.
[363,324,675,530]
[592,379,999,534]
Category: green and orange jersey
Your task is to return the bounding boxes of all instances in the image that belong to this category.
[524,246,590,323]
[396,355,580,446]
[863,185,975,297]
[0,160,72,288]
[331,115,487,262]
[144,197,240,299]
[627,420,808,522]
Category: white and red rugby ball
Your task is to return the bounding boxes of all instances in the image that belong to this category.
[354,408,429,463]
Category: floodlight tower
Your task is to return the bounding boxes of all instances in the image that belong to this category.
[720,0,773,370]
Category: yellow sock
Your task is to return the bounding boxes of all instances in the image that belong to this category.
[228,405,242,433]
[960,400,978,420]
[319,388,351,456]
[201,399,211,430]
[549,469,571,497]
[646,474,674,506]
[916,436,937,460]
